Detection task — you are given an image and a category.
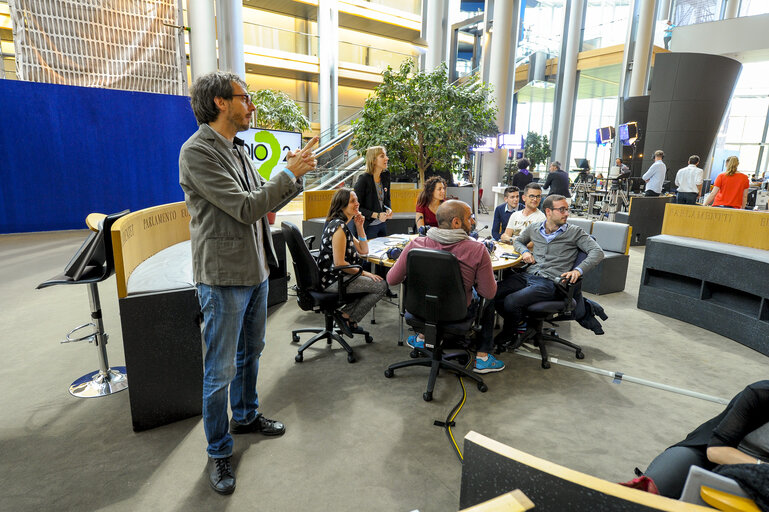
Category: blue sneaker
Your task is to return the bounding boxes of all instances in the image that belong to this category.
[406,335,425,349]
[474,354,505,374]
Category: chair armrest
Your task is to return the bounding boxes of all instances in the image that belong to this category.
[331,264,363,301]
[554,276,582,314]
[303,235,316,250]
[471,297,492,332]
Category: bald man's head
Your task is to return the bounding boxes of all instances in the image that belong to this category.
[436,200,472,233]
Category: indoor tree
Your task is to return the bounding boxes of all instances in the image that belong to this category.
[352,60,498,186]
[249,89,310,132]
[524,131,552,170]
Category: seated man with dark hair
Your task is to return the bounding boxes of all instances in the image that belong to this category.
[491,186,521,241]
[495,194,604,343]
[387,200,505,374]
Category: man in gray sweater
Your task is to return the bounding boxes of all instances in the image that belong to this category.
[495,194,603,343]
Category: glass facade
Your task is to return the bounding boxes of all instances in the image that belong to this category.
[716,61,769,177]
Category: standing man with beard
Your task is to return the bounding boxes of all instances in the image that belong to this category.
[179,71,318,495]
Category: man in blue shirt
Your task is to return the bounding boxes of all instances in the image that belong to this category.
[491,186,521,240]
[494,194,603,344]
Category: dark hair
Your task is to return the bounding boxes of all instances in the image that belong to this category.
[416,176,447,208]
[504,186,519,197]
[517,158,530,170]
[189,71,247,125]
[542,194,566,212]
[688,155,700,165]
[435,200,467,229]
[326,188,353,223]
[523,182,542,195]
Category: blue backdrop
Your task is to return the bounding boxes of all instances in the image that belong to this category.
[0,80,198,233]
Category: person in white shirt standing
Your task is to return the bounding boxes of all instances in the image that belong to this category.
[643,149,667,196]
[675,155,704,205]
[500,183,546,243]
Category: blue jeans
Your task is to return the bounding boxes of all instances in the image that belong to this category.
[497,273,557,327]
[197,280,268,458]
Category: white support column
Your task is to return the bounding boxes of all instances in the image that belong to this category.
[318,0,339,142]
[553,0,586,168]
[187,0,217,81]
[425,0,450,71]
[480,0,519,205]
[658,0,671,20]
[628,0,656,97]
[215,0,245,79]
[724,0,740,19]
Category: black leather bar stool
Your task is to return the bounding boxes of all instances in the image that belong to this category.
[37,210,129,397]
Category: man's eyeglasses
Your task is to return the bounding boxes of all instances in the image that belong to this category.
[527,194,541,199]
[551,206,569,213]
[232,94,253,105]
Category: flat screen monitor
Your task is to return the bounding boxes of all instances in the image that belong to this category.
[574,158,590,170]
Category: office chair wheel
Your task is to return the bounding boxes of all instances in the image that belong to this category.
[347,354,356,363]
[477,383,488,393]
[423,391,433,402]
[384,369,394,378]
[292,334,300,343]
[365,335,373,343]
[409,349,419,358]
[541,360,551,369]
[295,353,303,363]
[576,350,585,359]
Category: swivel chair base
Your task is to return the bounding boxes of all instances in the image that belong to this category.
[509,319,585,369]
[292,311,373,364]
[384,347,488,402]
[70,367,128,398]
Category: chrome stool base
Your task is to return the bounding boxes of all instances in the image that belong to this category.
[69,367,128,398]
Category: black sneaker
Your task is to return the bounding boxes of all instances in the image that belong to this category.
[230,413,286,436]
[208,456,235,495]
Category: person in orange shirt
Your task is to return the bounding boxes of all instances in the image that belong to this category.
[704,156,750,209]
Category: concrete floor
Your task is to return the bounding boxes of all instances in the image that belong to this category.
[1,211,765,512]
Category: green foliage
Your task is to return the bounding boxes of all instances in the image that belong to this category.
[352,60,499,186]
[250,89,310,133]
[524,131,552,170]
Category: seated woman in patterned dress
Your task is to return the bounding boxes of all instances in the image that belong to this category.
[317,188,388,331]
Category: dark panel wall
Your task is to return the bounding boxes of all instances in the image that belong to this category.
[640,53,741,183]
[0,80,198,233]
[621,95,650,177]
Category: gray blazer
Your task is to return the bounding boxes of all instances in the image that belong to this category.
[179,124,301,286]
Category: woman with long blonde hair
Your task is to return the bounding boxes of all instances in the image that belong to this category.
[704,156,750,209]
[353,146,392,239]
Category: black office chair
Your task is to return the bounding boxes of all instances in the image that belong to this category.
[497,252,588,369]
[281,221,372,363]
[519,277,585,369]
[384,248,489,401]
[37,210,130,397]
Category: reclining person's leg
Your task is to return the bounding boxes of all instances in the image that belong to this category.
[643,445,712,499]
[501,274,557,326]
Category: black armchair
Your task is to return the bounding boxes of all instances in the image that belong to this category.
[383,248,489,401]
[37,210,130,397]
[281,222,372,363]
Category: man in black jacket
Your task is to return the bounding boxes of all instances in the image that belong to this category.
[543,161,571,203]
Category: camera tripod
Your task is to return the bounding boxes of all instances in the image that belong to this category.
[570,171,595,215]
[599,178,629,221]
